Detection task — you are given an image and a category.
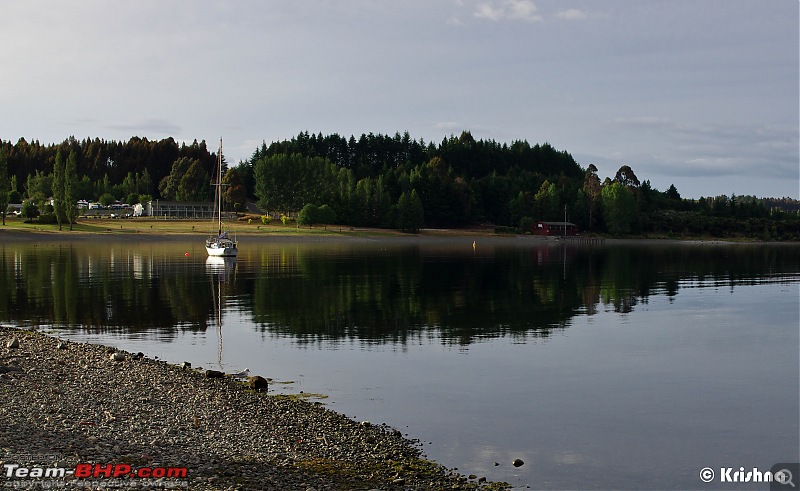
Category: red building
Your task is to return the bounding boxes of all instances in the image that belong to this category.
[534,221,578,236]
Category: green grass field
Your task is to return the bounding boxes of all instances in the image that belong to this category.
[0,214,413,238]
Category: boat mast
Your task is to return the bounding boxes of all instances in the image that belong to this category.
[217,138,223,236]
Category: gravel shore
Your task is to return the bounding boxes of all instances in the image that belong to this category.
[0,326,506,490]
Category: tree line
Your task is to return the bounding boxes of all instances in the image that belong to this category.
[1,131,799,238]
[242,131,800,238]
[0,136,218,222]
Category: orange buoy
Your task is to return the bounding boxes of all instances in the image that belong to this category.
[185,252,190,257]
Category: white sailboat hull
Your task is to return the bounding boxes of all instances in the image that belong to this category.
[205,239,238,257]
[205,246,238,257]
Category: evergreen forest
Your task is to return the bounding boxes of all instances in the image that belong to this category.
[1,132,798,239]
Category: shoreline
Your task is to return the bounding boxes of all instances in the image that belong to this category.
[0,325,506,490]
[0,222,797,246]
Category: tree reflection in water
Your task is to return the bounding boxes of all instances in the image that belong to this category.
[0,240,797,346]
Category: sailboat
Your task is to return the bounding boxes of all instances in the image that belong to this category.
[205,138,238,257]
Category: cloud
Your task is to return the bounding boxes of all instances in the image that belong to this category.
[608,117,799,181]
[611,116,675,130]
[447,15,465,26]
[105,119,182,136]
[434,121,466,131]
[474,0,542,22]
[555,8,588,21]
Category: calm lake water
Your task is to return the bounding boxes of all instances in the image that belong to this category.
[1,236,798,489]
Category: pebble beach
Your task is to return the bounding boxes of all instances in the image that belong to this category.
[0,326,505,490]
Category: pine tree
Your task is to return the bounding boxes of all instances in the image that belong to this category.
[396,192,412,232]
[397,190,425,232]
[65,151,78,230]
[409,189,425,232]
[0,148,9,226]
[53,150,65,230]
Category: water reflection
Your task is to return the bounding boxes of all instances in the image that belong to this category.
[207,256,237,368]
[0,239,798,346]
[2,238,797,489]
[0,243,213,337]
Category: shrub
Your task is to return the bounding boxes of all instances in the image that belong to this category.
[22,200,39,220]
[519,216,534,234]
[297,204,319,226]
[38,213,58,224]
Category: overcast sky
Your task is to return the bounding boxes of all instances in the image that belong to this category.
[1,0,797,199]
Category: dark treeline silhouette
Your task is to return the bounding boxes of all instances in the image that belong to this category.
[2,132,799,238]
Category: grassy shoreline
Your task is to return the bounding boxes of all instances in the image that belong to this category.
[0,216,437,240]
[0,216,796,244]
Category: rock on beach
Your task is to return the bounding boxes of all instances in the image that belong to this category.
[204,369,224,379]
[247,375,269,391]
[0,326,506,490]
[109,351,125,361]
